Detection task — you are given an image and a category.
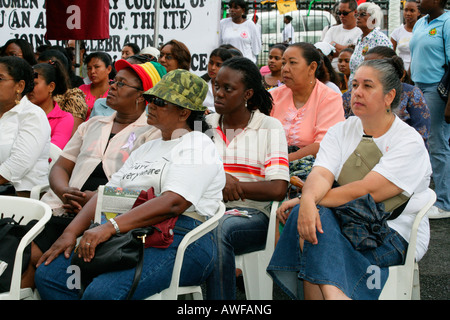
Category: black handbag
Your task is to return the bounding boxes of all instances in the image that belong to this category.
[71,223,155,300]
[0,215,37,293]
[438,19,449,102]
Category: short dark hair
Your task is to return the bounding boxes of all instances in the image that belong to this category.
[160,39,191,71]
[0,56,35,95]
[123,42,141,55]
[221,56,273,115]
[340,0,358,11]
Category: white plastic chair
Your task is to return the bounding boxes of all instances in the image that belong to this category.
[234,201,279,300]
[30,143,63,200]
[0,196,52,300]
[145,201,226,300]
[379,188,436,300]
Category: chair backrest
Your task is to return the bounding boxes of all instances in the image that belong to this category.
[406,188,436,263]
[49,143,62,170]
[0,196,52,299]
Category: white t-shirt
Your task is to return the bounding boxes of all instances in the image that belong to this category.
[282,24,295,44]
[219,18,262,63]
[203,80,215,113]
[107,131,226,218]
[323,24,362,69]
[314,116,432,261]
[390,24,413,71]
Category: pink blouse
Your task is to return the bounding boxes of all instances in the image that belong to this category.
[270,80,344,148]
[79,83,109,120]
[47,102,74,150]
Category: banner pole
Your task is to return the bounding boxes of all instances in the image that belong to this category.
[153,0,161,48]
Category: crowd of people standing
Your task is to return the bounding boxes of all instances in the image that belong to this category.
[0,0,448,300]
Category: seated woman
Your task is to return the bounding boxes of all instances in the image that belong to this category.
[27,60,74,150]
[268,59,432,300]
[270,42,344,162]
[158,39,191,72]
[337,47,353,93]
[342,46,430,147]
[0,56,50,197]
[205,57,289,299]
[35,69,226,300]
[262,44,287,90]
[79,52,113,120]
[38,49,89,135]
[1,38,37,66]
[202,46,234,113]
[33,60,166,258]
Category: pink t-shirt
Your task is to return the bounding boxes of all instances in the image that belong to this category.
[47,102,74,150]
[270,80,344,148]
[79,83,109,120]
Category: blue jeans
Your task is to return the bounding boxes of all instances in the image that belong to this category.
[206,207,269,300]
[268,205,407,300]
[35,215,216,300]
[416,82,450,211]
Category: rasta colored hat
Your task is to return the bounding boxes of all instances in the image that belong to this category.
[114,59,167,91]
[144,69,208,112]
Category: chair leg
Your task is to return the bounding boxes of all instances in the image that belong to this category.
[412,263,421,300]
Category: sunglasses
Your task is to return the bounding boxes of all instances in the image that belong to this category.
[145,95,169,107]
[336,10,353,16]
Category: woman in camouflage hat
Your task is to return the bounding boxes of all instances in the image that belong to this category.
[35,69,226,300]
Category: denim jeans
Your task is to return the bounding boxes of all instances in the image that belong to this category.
[416,82,450,211]
[206,207,269,300]
[35,215,216,300]
[267,205,407,300]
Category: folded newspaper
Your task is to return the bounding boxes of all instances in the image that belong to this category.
[95,186,141,224]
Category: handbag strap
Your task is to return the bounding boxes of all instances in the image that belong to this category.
[126,240,144,300]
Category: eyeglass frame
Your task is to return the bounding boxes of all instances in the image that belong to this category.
[110,79,142,91]
[355,11,369,18]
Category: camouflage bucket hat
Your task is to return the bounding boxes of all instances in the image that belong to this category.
[143,69,208,112]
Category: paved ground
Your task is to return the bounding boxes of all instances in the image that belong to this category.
[235,216,450,300]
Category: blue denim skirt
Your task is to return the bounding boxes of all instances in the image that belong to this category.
[267,205,408,300]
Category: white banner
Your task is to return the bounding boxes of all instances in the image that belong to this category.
[0,0,221,74]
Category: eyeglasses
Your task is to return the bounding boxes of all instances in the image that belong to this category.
[336,10,353,16]
[159,53,174,60]
[110,80,142,91]
[355,12,369,18]
[0,77,15,82]
[145,95,169,107]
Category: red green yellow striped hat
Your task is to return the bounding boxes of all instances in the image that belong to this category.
[114,59,167,91]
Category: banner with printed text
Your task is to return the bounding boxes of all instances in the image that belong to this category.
[0,0,221,74]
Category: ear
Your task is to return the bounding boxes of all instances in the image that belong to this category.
[244,88,254,102]
[15,79,26,95]
[309,61,318,77]
[384,88,396,107]
[178,108,192,122]
[49,81,56,93]
[106,65,112,74]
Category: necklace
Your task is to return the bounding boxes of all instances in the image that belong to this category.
[220,110,254,132]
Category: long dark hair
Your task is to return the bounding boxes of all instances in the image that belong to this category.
[221,57,273,115]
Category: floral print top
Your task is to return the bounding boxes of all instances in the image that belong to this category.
[349,28,393,82]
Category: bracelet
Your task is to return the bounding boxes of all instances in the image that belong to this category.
[109,218,121,234]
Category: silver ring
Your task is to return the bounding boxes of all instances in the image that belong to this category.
[86,242,91,246]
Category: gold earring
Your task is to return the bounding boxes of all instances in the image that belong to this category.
[15,90,21,105]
